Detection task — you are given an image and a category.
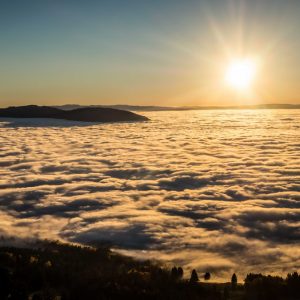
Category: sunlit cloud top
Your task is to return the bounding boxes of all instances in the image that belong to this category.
[0,0,300,106]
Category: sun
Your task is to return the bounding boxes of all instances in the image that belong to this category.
[225,58,256,90]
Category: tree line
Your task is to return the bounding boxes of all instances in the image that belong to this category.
[0,241,299,300]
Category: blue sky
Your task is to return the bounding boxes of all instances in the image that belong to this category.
[1,0,300,106]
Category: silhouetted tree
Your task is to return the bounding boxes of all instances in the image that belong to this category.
[177,267,184,279]
[286,271,300,298]
[171,267,178,279]
[190,269,199,283]
[3,240,300,300]
[204,272,211,281]
[231,273,237,289]
[244,273,285,299]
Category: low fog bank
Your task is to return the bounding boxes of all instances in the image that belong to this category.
[0,110,299,280]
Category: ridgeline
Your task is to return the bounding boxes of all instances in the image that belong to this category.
[0,105,149,123]
[0,241,299,300]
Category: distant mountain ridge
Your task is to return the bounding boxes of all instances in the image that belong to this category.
[0,105,148,123]
[53,103,300,111]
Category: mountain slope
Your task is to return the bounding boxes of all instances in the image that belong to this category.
[0,105,149,123]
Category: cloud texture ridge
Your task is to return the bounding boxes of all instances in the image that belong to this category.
[0,110,299,280]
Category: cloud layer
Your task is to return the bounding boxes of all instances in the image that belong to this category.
[0,110,299,280]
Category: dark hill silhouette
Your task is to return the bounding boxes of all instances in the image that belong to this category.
[0,105,149,123]
[1,240,299,300]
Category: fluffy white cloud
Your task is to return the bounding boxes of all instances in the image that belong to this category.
[0,110,299,280]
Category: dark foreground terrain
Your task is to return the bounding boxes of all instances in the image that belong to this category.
[0,241,299,300]
[0,105,148,123]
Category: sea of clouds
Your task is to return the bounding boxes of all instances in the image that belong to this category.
[0,110,299,280]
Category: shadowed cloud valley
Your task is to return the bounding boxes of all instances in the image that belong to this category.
[0,109,299,281]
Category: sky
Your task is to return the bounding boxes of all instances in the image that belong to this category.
[0,0,300,107]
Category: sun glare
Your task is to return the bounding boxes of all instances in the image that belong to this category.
[225,59,256,90]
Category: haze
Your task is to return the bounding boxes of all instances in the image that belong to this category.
[1,0,300,107]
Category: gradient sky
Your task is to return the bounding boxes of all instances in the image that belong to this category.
[1,0,300,107]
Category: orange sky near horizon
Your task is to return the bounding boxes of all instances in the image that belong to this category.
[0,0,300,107]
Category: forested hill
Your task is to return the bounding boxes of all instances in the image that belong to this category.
[0,241,299,300]
[0,105,149,123]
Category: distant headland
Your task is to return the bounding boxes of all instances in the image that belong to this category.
[51,103,300,112]
[0,105,149,123]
